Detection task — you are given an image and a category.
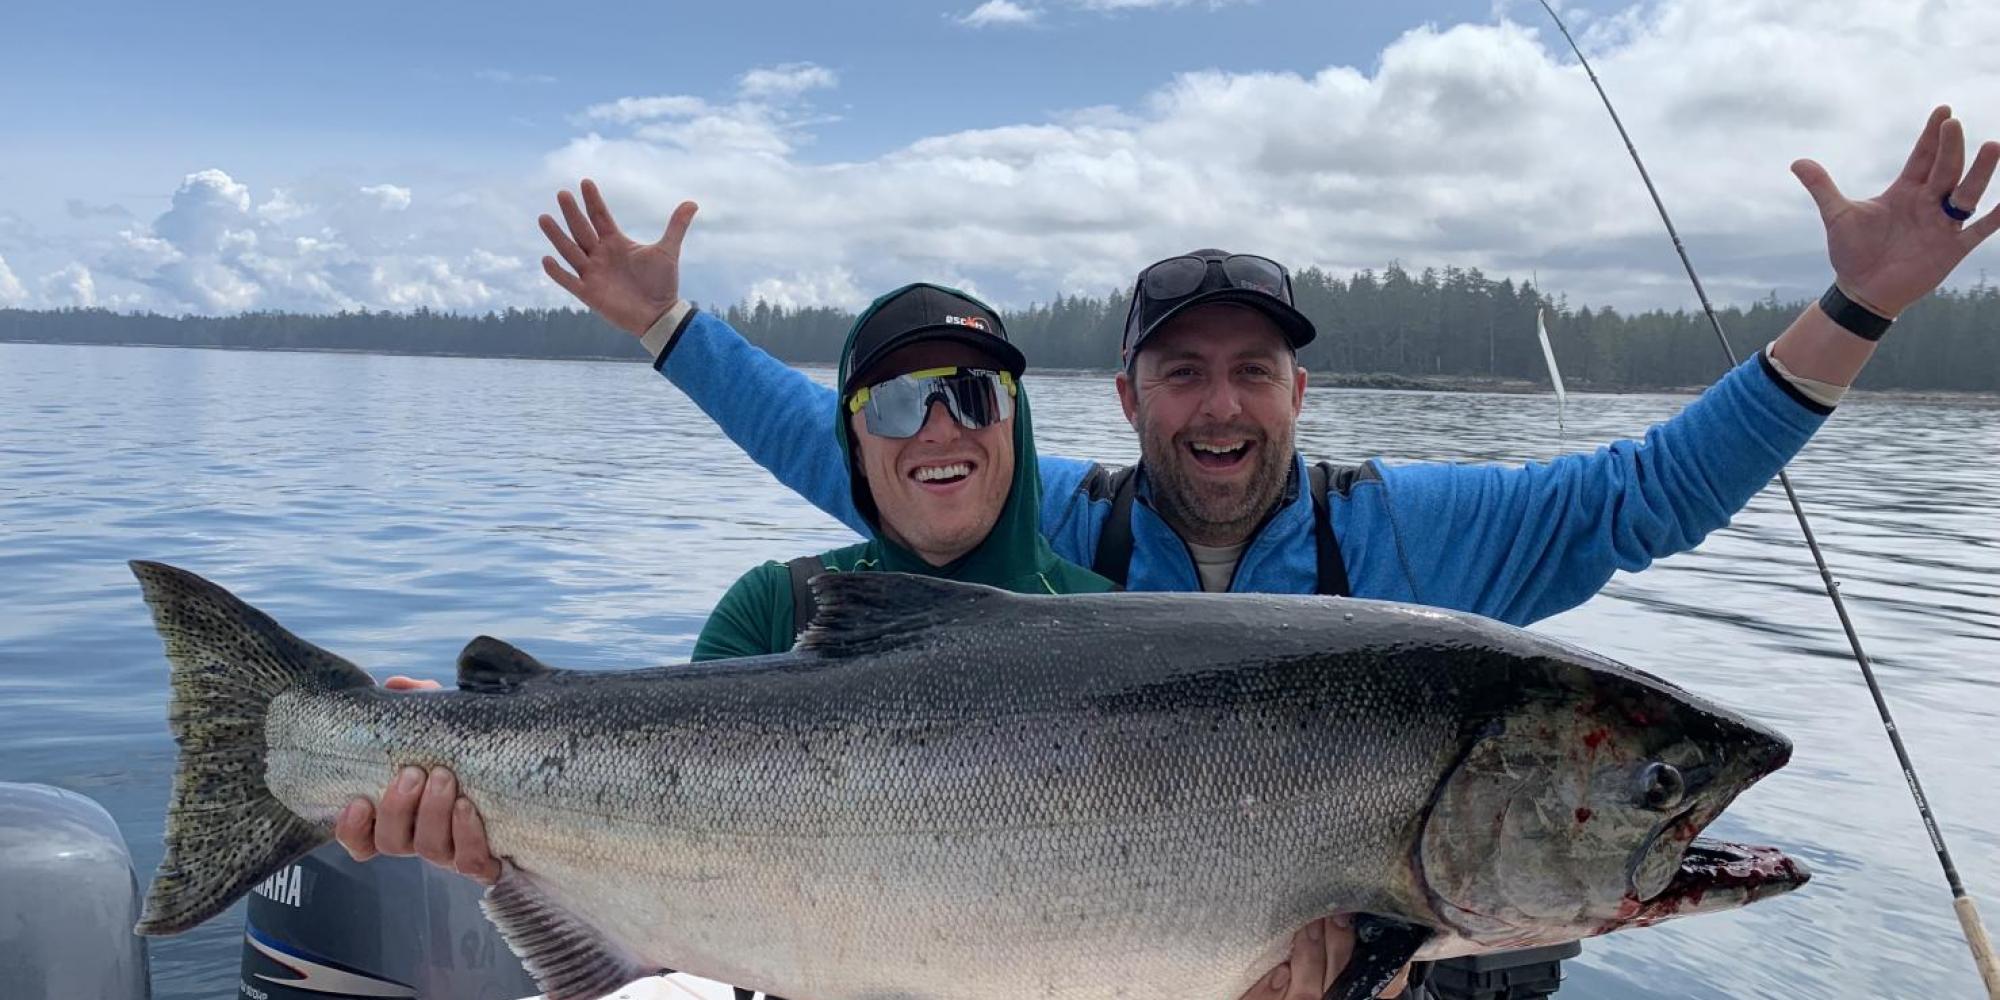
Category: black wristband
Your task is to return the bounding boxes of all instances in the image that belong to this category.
[1817,284,1893,342]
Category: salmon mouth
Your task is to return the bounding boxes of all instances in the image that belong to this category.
[1669,840,1811,902]
[1605,840,1811,933]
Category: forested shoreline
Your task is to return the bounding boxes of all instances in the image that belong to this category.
[5,265,1995,392]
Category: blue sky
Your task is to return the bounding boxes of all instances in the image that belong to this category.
[7,1,1546,203]
[1,0,1992,314]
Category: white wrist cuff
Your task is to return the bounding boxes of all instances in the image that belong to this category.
[1763,342,1849,408]
[640,300,694,362]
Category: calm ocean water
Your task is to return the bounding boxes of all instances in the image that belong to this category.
[1,341,1995,999]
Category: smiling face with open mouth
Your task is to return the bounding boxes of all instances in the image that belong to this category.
[849,343,1017,567]
[1118,304,1306,547]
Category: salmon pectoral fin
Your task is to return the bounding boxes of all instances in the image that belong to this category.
[1323,915,1431,1000]
[480,865,661,1000]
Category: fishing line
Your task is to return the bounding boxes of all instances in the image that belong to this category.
[1532,3,2000,995]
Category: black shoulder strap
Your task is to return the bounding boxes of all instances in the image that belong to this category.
[1309,461,1355,598]
[1091,459,1353,596]
[786,555,823,641]
[1087,464,1141,587]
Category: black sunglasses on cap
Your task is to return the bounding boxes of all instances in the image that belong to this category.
[1141,253,1288,300]
[1121,250,1318,364]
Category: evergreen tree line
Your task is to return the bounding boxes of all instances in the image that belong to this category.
[4,264,1995,391]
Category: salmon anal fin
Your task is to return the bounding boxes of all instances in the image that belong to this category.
[480,866,658,1000]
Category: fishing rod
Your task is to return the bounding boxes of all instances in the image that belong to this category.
[1531,3,2000,996]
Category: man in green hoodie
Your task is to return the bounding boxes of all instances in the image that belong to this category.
[667,282,1123,1000]
[692,280,1114,658]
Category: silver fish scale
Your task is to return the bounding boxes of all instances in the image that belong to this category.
[264,594,1502,1000]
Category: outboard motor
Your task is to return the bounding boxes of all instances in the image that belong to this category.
[1424,944,1581,999]
[238,843,538,1000]
[0,781,151,1000]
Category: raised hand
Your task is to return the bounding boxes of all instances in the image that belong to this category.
[540,179,700,337]
[1792,105,2000,317]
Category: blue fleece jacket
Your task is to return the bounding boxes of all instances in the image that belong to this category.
[653,309,1829,627]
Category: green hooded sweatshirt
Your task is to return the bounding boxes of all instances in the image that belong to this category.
[691,287,1115,661]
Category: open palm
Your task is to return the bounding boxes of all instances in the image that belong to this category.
[540,179,699,337]
[1793,105,2000,317]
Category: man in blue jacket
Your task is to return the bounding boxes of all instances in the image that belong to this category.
[556,106,1994,627]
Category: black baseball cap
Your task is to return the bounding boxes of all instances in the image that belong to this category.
[842,283,1026,395]
[1120,249,1317,365]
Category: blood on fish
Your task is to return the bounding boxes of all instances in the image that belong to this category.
[1574,807,1594,824]
[1582,728,1609,750]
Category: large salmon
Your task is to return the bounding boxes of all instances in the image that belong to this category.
[129,561,1807,1000]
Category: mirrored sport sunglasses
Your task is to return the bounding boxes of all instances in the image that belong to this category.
[845,367,1017,439]
[1136,253,1291,304]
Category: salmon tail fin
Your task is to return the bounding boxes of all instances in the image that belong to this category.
[127,560,373,936]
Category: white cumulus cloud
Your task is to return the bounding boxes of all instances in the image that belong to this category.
[634,110,798,156]
[57,166,554,315]
[0,254,26,306]
[361,184,413,211]
[585,95,712,124]
[737,63,838,100]
[256,189,312,224]
[367,256,510,311]
[43,263,96,308]
[961,0,1040,26]
[106,228,185,274]
[152,169,254,257]
[746,268,869,311]
[469,249,526,276]
[588,65,841,161]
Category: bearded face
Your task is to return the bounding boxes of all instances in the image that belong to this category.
[1117,304,1306,548]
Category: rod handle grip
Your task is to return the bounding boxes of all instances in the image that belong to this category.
[1957,895,2000,999]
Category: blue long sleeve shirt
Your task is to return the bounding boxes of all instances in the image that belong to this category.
[654,309,1829,627]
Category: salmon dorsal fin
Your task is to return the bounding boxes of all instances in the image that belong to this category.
[456,636,561,693]
[797,571,1010,658]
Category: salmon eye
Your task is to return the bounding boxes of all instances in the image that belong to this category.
[1633,762,1686,811]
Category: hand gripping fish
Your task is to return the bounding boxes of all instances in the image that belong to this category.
[128,561,1808,1000]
